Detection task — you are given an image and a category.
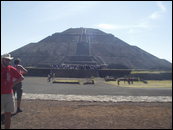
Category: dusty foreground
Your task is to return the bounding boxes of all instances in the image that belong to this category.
[2,100,172,129]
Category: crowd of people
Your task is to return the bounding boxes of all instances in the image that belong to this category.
[50,64,106,70]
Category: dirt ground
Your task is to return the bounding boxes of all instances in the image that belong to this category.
[1,100,172,129]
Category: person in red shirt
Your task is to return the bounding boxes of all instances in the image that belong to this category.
[1,54,24,129]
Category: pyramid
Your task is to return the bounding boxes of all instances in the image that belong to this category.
[10,27,172,70]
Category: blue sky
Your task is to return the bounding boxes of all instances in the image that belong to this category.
[1,1,172,63]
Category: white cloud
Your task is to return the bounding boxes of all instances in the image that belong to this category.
[149,11,161,20]
[97,2,168,32]
[134,21,149,29]
[149,2,167,20]
[157,1,166,12]
[96,22,149,32]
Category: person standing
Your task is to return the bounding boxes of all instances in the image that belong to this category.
[13,58,28,113]
[1,54,24,129]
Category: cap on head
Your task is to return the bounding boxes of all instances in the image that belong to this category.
[1,54,13,60]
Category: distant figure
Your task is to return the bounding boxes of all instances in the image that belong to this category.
[47,74,51,82]
[13,58,28,113]
[117,80,120,85]
[48,70,55,82]
[52,73,55,81]
[117,77,129,85]
[127,77,130,85]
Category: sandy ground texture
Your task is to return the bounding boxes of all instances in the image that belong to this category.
[1,100,172,129]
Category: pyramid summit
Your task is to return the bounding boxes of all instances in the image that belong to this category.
[10,27,171,70]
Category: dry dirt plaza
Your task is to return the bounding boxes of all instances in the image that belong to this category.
[1,77,172,129]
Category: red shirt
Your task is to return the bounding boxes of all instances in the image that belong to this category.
[1,65,22,94]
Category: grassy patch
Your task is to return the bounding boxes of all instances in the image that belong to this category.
[53,80,80,84]
[131,70,172,74]
[106,80,172,88]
